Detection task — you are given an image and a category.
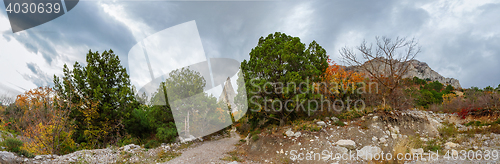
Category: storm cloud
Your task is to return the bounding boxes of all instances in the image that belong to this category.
[1,0,499,92]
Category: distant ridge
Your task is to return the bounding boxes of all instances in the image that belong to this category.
[346,58,461,89]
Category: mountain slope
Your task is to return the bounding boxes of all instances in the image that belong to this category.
[346,58,461,89]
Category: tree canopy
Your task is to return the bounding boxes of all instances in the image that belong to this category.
[241,32,329,126]
[53,49,139,145]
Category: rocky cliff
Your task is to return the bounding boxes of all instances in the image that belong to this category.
[346,58,461,89]
[404,60,461,89]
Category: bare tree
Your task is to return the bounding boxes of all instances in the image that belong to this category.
[0,93,15,106]
[340,36,420,108]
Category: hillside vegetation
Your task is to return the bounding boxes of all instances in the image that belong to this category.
[0,33,499,163]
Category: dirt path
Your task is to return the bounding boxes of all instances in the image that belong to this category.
[165,129,241,164]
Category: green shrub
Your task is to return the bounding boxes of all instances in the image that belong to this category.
[425,139,441,152]
[412,77,427,85]
[145,140,160,149]
[443,85,454,94]
[422,81,443,92]
[250,129,261,136]
[124,107,154,139]
[117,135,139,147]
[417,90,437,108]
[251,134,259,141]
[493,118,500,125]
[3,138,23,153]
[465,121,483,126]
[18,149,35,158]
[156,123,178,143]
[310,125,321,132]
[438,122,458,139]
[333,120,345,126]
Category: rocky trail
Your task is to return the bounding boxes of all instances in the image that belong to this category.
[1,109,500,163]
[165,129,241,164]
[0,129,242,164]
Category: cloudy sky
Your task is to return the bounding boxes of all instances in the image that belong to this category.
[0,0,499,98]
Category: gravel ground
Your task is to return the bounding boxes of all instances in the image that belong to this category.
[165,129,241,164]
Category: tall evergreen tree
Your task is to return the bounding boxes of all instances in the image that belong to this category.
[241,32,329,127]
[54,49,138,145]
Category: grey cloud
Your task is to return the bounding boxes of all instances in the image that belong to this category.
[2,0,499,90]
[430,32,500,88]
[22,62,54,87]
[415,2,500,88]
[26,62,38,74]
[4,1,137,66]
[113,1,298,60]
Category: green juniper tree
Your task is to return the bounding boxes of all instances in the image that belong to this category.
[241,32,328,127]
[54,50,139,146]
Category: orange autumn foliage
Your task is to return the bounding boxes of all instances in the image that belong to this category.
[10,87,75,155]
[320,60,365,100]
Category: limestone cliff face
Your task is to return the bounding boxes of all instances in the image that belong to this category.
[404,60,461,89]
[346,58,461,89]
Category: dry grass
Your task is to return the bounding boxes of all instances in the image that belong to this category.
[392,137,415,164]
[438,122,459,140]
[220,150,244,162]
[156,150,181,162]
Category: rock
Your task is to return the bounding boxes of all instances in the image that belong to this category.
[372,116,378,121]
[316,121,326,126]
[294,132,301,138]
[426,116,443,136]
[331,116,339,122]
[120,144,141,152]
[451,150,459,156]
[335,140,356,150]
[379,138,387,144]
[228,161,239,164]
[372,136,378,142]
[410,148,424,154]
[333,146,348,154]
[35,155,43,160]
[444,142,458,149]
[352,59,461,88]
[175,136,181,143]
[391,134,398,139]
[180,135,197,143]
[285,130,294,137]
[393,126,400,133]
[0,151,19,163]
[357,146,382,160]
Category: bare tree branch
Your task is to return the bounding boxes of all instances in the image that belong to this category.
[340,36,420,108]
